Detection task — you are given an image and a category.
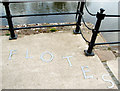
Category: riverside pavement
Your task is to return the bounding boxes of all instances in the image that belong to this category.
[1,31,118,89]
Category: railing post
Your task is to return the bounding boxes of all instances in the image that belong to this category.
[84,8,105,56]
[73,2,85,34]
[3,2,17,40]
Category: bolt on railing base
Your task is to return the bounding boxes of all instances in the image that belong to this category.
[9,34,17,40]
[73,28,81,34]
[84,50,94,56]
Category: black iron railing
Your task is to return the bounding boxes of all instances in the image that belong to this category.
[0,1,120,56]
[0,1,79,40]
[78,2,120,56]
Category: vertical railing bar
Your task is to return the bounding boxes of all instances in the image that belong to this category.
[73,1,85,34]
[84,8,106,56]
[3,2,17,40]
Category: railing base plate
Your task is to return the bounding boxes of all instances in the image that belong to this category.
[84,50,94,56]
[73,30,81,34]
[9,34,17,40]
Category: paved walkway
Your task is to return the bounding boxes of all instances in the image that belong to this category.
[1,31,118,89]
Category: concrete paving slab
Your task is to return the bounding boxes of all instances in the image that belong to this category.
[107,57,119,81]
[2,32,117,89]
[95,49,116,62]
[0,36,2,91]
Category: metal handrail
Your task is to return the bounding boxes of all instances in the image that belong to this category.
[105,15,120,17]
[99,30,120,32]
[95,42,120,45]
[0,1,40,3]
[0,12,78,18]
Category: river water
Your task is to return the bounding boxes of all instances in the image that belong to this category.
[0,1,119,45]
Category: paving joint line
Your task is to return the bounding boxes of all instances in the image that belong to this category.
[102,61,120,89]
